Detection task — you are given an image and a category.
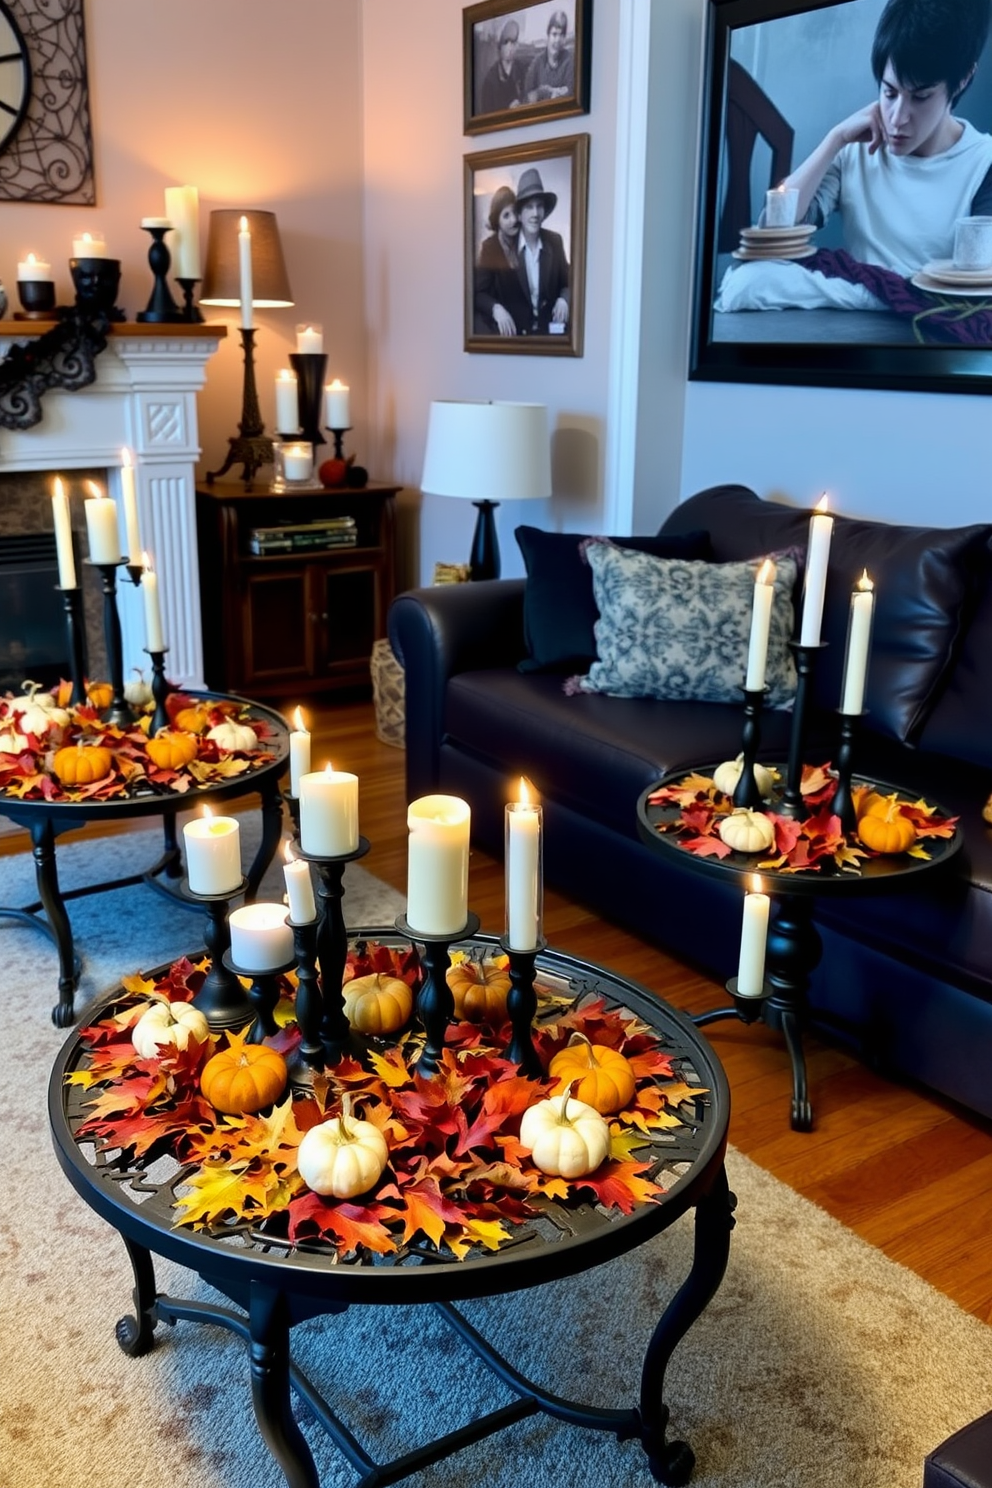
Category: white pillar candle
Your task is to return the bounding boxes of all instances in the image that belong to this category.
[238,215,253,330]
[325,379,350,428]
[51,477,76,589]
[799,496,834,646]
[764,185,799,227]
[506,781,542,951]
[841,571,875,715]
[119,448,141,563]
[283,843,317,923]
[183,811,242,895]
[283,442,313,481]
[289,705,310,796]
[72,232,107,258]
[275,370,299,433]
[737,876,770,997]
[164,185,200,278]
[17,252,51,281]
[296,323,323,354]
[407,794,471,937]
[140,215,171,231]
[83,486,120,564]
[141,557,165,652]
[229,902,294,971]
[299,764,360,855]
[745,558,776,691]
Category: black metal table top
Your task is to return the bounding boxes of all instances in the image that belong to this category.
[0,690,289,828]
[49,931,730,1307]
[636,763,962,899]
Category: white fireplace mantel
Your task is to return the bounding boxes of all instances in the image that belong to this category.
[0,324,225,689]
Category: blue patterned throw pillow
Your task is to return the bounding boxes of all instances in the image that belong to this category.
[570,543,798,708]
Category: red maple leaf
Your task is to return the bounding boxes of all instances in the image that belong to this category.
[286,1192,396,1253]
[683,834,732,859]
[572,1159,662,1213]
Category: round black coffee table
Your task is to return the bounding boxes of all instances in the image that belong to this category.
[637,764,962,1131]
[0,690,289,1026]
[50,932,733,1488]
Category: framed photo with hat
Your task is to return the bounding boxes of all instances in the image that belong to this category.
[465,133,589,355]
[463,0,592,136]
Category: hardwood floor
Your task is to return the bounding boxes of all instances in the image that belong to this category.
[6,696,992,1325]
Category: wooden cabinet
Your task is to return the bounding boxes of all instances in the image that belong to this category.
[195,480,399,699]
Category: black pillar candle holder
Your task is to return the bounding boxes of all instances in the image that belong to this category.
[145,646,171,738]
[136,224,185,324]
[286,917,323,1089]
[16,278,56,318]
[70,257,124,320]
[694,975,773,1030]
[397,911,481,1075]
[187,876,254,1030]
[780,640,827,820]
[176,277,204,323]
[89,559,137,728]
[294,837,370,1063]
[329,426,352,461]
[732,685,768,810]
[205,328,274,489]
[288,352,328,449]
[58,584,87,707]
[222,949,297,1045]
[831,711,863,836]
[501,937,545,1078]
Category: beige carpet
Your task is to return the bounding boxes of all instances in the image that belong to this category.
[1,824,990,1487]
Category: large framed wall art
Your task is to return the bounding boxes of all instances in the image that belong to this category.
[463,0,592,135]
[690,0,992,395]
[0,0,94,204]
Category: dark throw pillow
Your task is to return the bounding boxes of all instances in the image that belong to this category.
[515,524,712,674]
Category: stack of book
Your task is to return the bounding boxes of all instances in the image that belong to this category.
[248,516,358,556]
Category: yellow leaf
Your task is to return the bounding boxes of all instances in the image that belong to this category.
[446,1218,511,1259]
[173,1158,276,1228]
[367,1047,413,1088]
[609,1126,652,1160]
[120,972,159,999]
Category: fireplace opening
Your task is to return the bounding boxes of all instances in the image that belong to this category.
[0,533,80,694]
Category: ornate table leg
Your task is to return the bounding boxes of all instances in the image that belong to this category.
[32,819,78,1027]
[249,1282,320,1488]
[764,895,821,1132]
[159,812,183,880]
[639,1164,736,1486]
[115,1233,159,1357]
[246,780,287,902]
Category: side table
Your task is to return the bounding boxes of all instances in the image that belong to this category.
[637,764,962,1131]
[50,932,733,1488]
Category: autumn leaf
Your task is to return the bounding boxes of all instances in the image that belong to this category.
[573,1159,662,1212]
[446,1217,513,1258]
[286,1192,397,1253]
[683,834,732,859]
[396,1178,465,1248]
[173,1157,278,1228]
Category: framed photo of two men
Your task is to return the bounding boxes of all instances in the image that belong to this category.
[463,0,592,135]
[465,133,589,356]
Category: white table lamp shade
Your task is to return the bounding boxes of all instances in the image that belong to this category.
[421,401,551,503]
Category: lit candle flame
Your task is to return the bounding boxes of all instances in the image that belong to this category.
[324,762,335,776]
[815,493,829,514]
[202,805,213,821]
[53,475,64,500]
[84,479,103,499]
[857,570,873,593]
[283,838,296,864]
[750,873,763,895]
[141,550,154,573]
[756,558,776,586]
[121,447,132,470]
[239,214,249,233]
[517,776,538,806]
[293,706,306,731]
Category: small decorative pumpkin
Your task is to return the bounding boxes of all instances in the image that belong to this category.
[52,742,114,785]
[718,808,776,854]
[343,972,413,1036]
[712,754,776,800]
[548,1033,637,1115]
[856,796,917,855]
[15,681,69,734]
[174,703,212,735]
[200,1035,287,1114]
[446,956,511,1023]
[0,727,29,755]
[519,1080,611,1178]
[855,788,889,821]
[207,719,258,753]
[124,670,153,707]
[145,730,198,770]
[131,999,210,1059]
[85,680,113,711]
[297,1096,389,1198]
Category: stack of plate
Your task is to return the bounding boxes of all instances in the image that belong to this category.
[912,259,992,298]
[733,224,817,262]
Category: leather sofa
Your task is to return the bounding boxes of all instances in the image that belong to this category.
[388,484,992,1121]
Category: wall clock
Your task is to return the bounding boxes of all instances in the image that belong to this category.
[0,0,30,154]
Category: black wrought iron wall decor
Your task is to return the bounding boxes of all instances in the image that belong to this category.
[0,0,94,204]
[0,307,109,430]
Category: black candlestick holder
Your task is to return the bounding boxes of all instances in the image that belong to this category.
[694,975,773,1029]
[176,277,204,323]
[329,426,351,461]
[16,279,56,318]
[397,911,481,1075]
[732,685,768,809]
[205,328,274,489]
[831,711,863,836]
[780,640,828,819]
[500,936,546,1078]
[88,558,137,728]
[286,917,323,1089]
[222,948,297,1044]
[288,352,328,449]
[136,225,185,324]
[186,876,254,1030]
[294,837,370,1063]
[58,584,87,707]
[145,646,171,738]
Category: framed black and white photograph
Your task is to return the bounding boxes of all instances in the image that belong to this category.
[690,0,992,395]
[463,0,592,136]
[465,133,589,356]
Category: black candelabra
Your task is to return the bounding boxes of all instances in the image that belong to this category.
[188,876,254,1031]
[205,327,274,488]
[732,685,768,809]
[136,224,185,324]
[780,640,827,819]
[396,911,482,1075]
[289,351,327,450]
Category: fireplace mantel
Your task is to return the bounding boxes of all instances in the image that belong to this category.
[0,322,226,690]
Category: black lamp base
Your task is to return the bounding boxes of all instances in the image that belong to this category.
[470,500,500,581]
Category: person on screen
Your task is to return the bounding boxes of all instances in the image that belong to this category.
[524,10,575,103]
[781,0,992,276]
[479,19,525,114]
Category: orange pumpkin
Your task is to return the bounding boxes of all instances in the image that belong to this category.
[548,1033,637,1115]
[174,704,212,735]
[855,788,890,821]
[85,680,113,710]
[200,1035,287,1114]
[343,973,413,1036]
[52,743,114,785]
[446,957,512,1023]
[146,731,198,769]
[857,798,917,855]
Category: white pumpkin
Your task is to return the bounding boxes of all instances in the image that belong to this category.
[712,754,776,800]
[131,1000,210,1059]
[124,670,153,707]
[519,1083,611,1179]
[297,1100,389,1198]
[14,681,69,734]
[207,719,258,753]
[0,727,29,754]
[718,808,776,854]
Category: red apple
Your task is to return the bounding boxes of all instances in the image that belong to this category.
[319,457,347,488]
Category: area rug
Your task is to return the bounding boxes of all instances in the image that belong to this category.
[1,824,990,1487]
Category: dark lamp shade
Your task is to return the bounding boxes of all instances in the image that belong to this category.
[199,208,293,307]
